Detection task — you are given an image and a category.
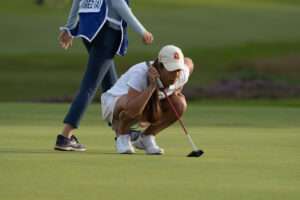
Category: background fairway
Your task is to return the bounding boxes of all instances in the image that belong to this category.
[0,102,299,200]
[1,0,300,101]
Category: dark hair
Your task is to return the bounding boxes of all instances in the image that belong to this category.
[153,58,164,70]
[143,59,163,123]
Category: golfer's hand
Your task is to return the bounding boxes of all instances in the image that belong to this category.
[143,31,154,45]
[148,66,160,88]
[59,31,73,50]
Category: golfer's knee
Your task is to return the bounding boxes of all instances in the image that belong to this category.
[170,94,187,117]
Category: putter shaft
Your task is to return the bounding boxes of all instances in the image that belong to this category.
[157,78,200,151]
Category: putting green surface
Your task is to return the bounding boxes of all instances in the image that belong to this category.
[0,102,299,200]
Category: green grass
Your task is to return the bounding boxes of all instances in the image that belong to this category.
[0,102,300,200]
[1,0,300,101]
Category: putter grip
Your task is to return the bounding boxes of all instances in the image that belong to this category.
[156,78,164,89]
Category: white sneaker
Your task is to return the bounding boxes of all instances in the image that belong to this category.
[133,134,164,155]
[116,135,135,154]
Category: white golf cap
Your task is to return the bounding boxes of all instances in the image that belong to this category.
[158,45,185,71]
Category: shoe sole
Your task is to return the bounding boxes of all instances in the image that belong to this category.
[118,149,136,154]
[54,146,86,152]
[119,150,135,154]
[119,152,134,154]
[146,152,164,155]
[146,149,165,155]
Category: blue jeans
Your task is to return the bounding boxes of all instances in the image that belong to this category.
[64,23,121,128]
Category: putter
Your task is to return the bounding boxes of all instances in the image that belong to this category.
[156,78,204,157]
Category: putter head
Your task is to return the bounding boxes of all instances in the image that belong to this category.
[187,150,204,157]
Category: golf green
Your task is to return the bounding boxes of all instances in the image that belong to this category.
[0,102,299,200]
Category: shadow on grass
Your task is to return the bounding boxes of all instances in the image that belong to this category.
[0,148,187,158]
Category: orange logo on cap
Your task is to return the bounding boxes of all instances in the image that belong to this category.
[174,52,180,60]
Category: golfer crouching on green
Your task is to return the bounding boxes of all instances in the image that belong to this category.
[101,45,194,155]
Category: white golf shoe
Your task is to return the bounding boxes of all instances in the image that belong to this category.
[116,134,135,154]
[132,134,164,155]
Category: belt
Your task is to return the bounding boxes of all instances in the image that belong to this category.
[107,22,121,30]
[106,17,122,30]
